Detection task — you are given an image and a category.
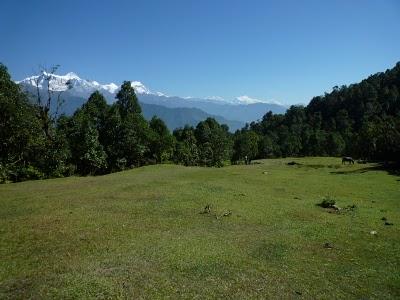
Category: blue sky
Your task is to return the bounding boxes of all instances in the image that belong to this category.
[1,0,399,105]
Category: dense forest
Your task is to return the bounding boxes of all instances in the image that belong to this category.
[243,62,400,162]
[1,62,399,182]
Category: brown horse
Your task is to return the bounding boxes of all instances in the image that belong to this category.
[342,157,354,164]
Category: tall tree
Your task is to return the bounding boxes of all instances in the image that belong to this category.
[173,126,199,166]
[195,118,231,167]
[0,64,42,181]
[149,116,174,163]
[78,122,107,175]
[115,81,142,117]
[232,130,259,164]
[113,81,150,168]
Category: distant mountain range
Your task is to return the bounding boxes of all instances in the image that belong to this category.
[17,72,287,131]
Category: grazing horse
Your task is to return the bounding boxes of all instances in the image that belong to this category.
[342,157,354,165]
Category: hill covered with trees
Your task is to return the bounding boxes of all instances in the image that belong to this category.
[238,62,400,162]
[0,62,399,182]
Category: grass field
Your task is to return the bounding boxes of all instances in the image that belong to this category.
[0,157,399,299]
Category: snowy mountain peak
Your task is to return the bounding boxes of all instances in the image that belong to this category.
[103,83,119,94]
[17,72,157,98]
[130,81,151,94]
[234,95,283,106]
[203,95,283,106]
[17,72,286,107]
[64,72,80,80]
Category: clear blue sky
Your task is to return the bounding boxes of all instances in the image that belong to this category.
[1,0,399,105]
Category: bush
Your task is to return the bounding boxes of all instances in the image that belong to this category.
[318,196,336,208]
[0,163,10,183]
[24,165,45,180]
[0,164,45,183]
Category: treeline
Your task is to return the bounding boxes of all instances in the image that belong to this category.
[1,62,399,182]
[0,64,232,182]
[239,62,400,162]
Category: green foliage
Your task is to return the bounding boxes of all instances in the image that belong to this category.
[195,118,232,167]
[115,81,142,116]
[0,64,44,182]
[1,61,399,182]
[258,135,280,158]
[112,82,151,168]
[32,133,71,178]
[318,196,336,208]
[232,130,259,163]
[149,116,174,163]
[58,92,109,175]
[326,132,345,156]
[246,62,400,161]
[173,126,199,166]
[78,123,107,175]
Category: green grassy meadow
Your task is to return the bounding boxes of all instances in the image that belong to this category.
[0,157,399,299]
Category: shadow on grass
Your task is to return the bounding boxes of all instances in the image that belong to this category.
[330,162,400,177]
[290,163,342,170]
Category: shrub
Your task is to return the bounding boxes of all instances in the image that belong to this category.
[318,196,336,208]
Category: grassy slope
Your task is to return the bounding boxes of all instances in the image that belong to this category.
[0,157,399,299]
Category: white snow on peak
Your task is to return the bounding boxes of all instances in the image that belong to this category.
[130,81,151,94]
[17,72,124,96]
[235,95,282,105]
[205,96,225,101]
[200,95,283,105]
[102,83,119,94]
[154,91,167,97]
[17,71,169,100]
[64,72,80,80]
[17,72,285,107]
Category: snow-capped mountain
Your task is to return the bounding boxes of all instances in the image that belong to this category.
[17,72,283,106]
[18,72,119,99]
[18,72,287,123]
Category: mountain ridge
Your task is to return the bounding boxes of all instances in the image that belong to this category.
[19,84,245,132]
[18,71,287,129]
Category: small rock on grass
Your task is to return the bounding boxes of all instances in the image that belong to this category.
[222,211,232,217]
[370,230,378,235]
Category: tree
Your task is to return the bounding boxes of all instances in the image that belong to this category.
[232,130,259,164]
[149,116,174,163]
[326,132,345,157]
[78,122,107,175]
[258,134,280,158]
[195,118,231,167]
[0,64,43,181]
[31,65,71,139]
[112,81,150,168]
[115,81,142,116]
[173,126,199,166]
[78,91,109,147]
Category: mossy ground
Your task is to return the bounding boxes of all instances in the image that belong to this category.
[0,157,399,299]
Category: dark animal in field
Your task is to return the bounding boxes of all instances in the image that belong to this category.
[342,157,354,164]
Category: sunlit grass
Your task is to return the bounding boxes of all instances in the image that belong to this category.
[0,157,399,299]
